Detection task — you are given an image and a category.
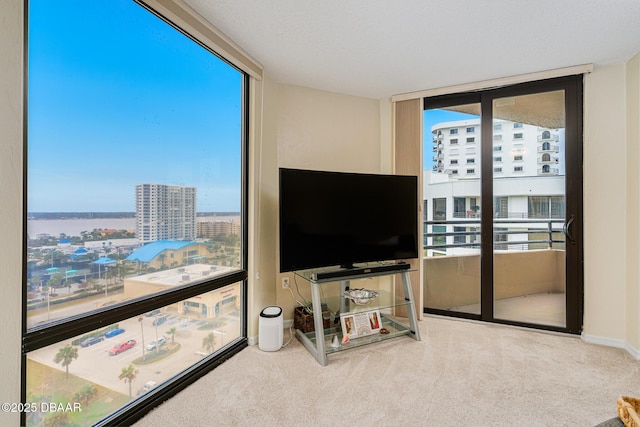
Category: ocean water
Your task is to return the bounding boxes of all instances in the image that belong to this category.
[27,216,238,238]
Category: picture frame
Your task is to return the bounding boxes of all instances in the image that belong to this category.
[340,309,382,340]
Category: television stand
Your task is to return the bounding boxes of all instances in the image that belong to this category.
[294,264,420,366]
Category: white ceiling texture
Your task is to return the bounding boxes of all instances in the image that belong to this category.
[183,0,640,99]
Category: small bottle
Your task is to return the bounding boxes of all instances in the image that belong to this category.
[330,333,341,348]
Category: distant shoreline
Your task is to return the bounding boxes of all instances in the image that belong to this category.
[28,212,240,220]
[27,214,240,237]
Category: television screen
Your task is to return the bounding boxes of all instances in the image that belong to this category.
[279,168,418,272]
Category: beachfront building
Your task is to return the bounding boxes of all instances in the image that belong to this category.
[197,219,241,239]
[135,183,197,244]
[122,263,239,319]
[125,240,210,270]
[425,119,565,255]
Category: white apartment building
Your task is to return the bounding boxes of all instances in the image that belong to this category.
[136,184,197,244]
[425,119,566,255]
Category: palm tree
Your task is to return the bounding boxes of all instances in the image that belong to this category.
[119,364,139,398]
[49,271,65,290]
[73,384,97,426]
[166,327,177,344]
[53,345,78,380]
[202,332,216,353]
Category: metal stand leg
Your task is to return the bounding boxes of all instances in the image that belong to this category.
[401,271,421,341]
[310,281,328,366]
[339,280,350,316]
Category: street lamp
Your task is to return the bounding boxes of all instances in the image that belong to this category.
[138,317,146,360]
[46,290,50,321]
[154,321,160,355]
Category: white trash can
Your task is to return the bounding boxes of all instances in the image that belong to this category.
[259,306,283,352]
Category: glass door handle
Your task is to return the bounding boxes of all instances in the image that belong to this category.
[563,215,576,245]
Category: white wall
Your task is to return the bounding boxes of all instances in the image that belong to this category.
[0,0,23,424]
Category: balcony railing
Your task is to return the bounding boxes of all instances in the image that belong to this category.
[537,167,559,175]
[537,156,559,164]
[424,218,565,251]
[537,145,559,153]
[537,134,560,142]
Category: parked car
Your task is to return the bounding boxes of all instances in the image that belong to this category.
[145,309,160,317]
[137,380,157,396]
[80,336,104,348]
[146,336,167,351]
[152,315,168,326]
[104,328,125,338]
[109,339,136,355]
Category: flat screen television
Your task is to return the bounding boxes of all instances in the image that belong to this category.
[279,167,419,273]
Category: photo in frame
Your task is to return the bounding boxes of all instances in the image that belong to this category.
[340,309,382,340]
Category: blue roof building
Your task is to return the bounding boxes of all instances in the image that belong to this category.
[125,240,209,268]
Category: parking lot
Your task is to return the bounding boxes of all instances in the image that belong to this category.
[28,312,240,397]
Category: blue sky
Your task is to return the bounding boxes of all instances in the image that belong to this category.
[423,109,479,169]
[28,0,242,212]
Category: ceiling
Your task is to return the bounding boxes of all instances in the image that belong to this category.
[183,0,640,100]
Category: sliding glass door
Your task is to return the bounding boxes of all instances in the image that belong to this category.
[423,76,583,334]
[491,89,567,328]
[423,95,482,316]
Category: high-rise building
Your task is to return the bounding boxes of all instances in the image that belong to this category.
[431,119,565,178]
[425,119,566,255]
[197,220,241,239]
[135,184,197,243]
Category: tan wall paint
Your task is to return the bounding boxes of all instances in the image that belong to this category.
[393,99,424,318]
[247,77,277,342]
[276,84,381,172]
[625,52,640,352]
[0,0,23,424]
[270,82,383,324]
[583,64,629,340]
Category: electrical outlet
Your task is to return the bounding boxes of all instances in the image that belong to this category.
[282,277,290,289]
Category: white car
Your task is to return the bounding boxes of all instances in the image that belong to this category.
[146,336,167,351]
[137,380,157,396]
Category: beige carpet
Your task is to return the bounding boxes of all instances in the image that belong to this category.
[133,316,639,426]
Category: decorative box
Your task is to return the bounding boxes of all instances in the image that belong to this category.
[293,305,330,333]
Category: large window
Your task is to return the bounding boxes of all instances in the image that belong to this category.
[528,196,566,219]
[24,1,248,426]
[432,198,447,220]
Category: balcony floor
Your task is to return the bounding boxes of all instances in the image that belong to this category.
[449,291,566,328]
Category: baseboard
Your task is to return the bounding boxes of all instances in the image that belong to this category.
[581,333,640,360]
[624,341,640,359]
[248,320,294,346]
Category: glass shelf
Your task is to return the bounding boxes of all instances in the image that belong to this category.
[319,289,412,317]
[299,314,413,354]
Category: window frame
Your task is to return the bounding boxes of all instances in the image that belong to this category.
[21,2,252,425]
